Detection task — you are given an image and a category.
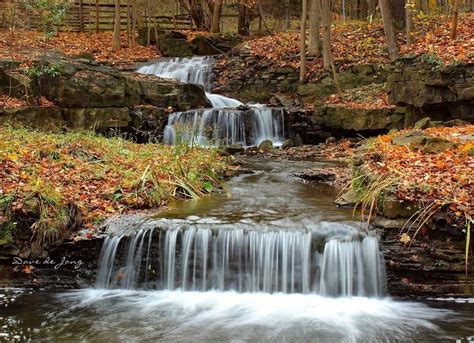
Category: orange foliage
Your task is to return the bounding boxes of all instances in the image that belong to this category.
[0,30,160,66]
[362,125,474,222]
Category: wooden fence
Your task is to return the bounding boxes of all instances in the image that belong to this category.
[0,0,194,32]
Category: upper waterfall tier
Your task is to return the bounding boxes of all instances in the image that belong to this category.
[137,57,243,108]
[137,57,285,146]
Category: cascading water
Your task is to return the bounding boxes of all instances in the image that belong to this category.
[137,57,285,146]
[4,159,461,342]
[95,222,386,297]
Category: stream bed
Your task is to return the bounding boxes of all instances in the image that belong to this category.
[1,158,474,342]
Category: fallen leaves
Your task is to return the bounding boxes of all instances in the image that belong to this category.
[361,124,474,225]
[0,127,234,241]
[0,30,161,67]
[401,13,474,65]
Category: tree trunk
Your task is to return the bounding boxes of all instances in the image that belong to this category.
[238,3,251,35]
[112,0,121,51]
[210,0,222,33]
[285,0,291,30]
[308,0,322,57]
[368,0,377,19]
[359,0,368,19]
[405,0,413,45]
[390,0,406,27]
[133,0,145,33]
[300,0,308,81]
[322,0,331,71]
[379,0,399,61]
[180,0,208,31]
[450,0,459,40]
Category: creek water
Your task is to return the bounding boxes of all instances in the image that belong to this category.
[1,158,474,342]
[1,58,473,342]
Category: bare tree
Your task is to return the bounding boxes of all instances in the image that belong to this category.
[300,0,308,81]
[405,0,414,45]
[308,0,322,57]
[379,0,399,61]
[112,0,121,51]
[210,0,222,33]
[450,0,459,40]
[321,0,331,70]
[238,3,251,35]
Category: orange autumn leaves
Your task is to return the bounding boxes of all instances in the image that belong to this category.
[0,30,160,66]
[361,125,474,223]
[224,13,472,82]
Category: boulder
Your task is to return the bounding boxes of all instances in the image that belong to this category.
[157,31,194,57]
[258,140,273,151]
[224,144,245,155]
[334,190,357,207]
[392,131,457,153]
[41,59,141,108]
[413,117,431,129]
[381,193,418,219]
[191,35,224,55]
[281,139,294,149]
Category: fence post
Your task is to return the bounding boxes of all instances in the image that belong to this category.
[79,0,84,32]
[95,0,99,33]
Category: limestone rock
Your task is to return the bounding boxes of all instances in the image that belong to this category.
[258,140,273,150]
[334,190,357,207]
[156,31,194,57]
[281,139,294,149]
[0,107,63,130]
[392,131,457,153]
[381,193,418,219]
[62,108,132,130]
[388,59,474,122]
[313,106,407,132]
[413,117,431,129]
[191,35,224,55]
[224,144,245,155]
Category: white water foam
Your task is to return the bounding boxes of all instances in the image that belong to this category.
[60,289,453,342]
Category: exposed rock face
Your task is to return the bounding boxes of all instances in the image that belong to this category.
[191,34,240,55]
[375,218,474,297]
[214,57,387,104]
[389,58,474,122]
[312,106,408,132]
[298,64,388,103]
[0,56,210,138]
[0,237,104,289]
[0,107,63,129]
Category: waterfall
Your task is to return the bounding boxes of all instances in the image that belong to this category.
[137,57,285,147]
[96,224,386,297]
[163,107,285,146]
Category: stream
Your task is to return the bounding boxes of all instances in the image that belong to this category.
[1,158,474,342]
[1,58,473,342]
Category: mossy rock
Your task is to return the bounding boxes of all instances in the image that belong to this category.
[258,140,273,151]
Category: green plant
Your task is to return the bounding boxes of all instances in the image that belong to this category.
[24,177,69,253]
[24,0,72,38]
[421,54,443,69]
[25,63,63,79]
